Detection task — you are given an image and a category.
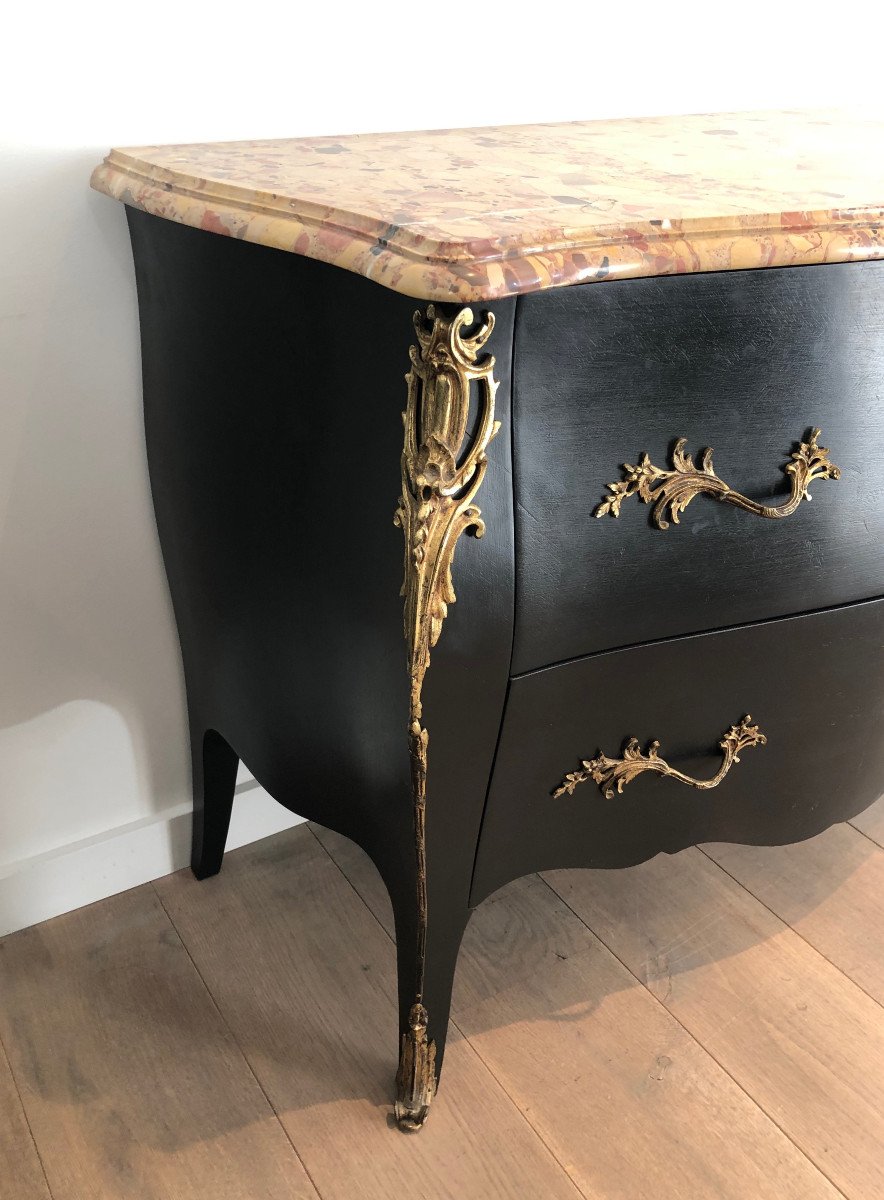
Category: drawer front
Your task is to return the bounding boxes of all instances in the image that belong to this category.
[471,599,884,904]
[511,261,884,673]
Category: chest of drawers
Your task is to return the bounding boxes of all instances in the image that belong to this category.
[92,110,884,1131]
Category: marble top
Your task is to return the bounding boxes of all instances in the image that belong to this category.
[91,110,884,302]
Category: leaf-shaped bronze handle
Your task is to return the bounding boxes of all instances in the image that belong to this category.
[553,715,767,800]
[595,428,839,529]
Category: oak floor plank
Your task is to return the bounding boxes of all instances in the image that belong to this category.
[704,823,884,1004]
[313,825,591,1015]
[317,825,839,1200]
[0,886,318,1200]
[850,793,884,848]
[154,825,581,1200]
[545,847,884,1199]
[0,1039,51,1200]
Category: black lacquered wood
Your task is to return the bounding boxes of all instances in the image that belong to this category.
[127,209,517,1075]
[472,598,884,904]
[123,209,884,1123]
[510,262,884,673]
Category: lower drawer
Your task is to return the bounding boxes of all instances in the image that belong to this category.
[470,598,884,905]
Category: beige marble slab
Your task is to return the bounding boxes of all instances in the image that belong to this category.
[91,109,884,301]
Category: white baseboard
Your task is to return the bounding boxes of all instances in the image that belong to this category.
[0,783,304,938]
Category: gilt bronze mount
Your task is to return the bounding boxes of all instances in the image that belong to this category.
[595,429,840,529]
[393,304,499,1129]
[553,715,767,800]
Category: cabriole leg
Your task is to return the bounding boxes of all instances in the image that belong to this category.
[190,727,239,880]
[392,885,471,1130]
[392,303,501,1129]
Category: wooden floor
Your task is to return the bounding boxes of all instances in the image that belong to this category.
[3,798,884,1200]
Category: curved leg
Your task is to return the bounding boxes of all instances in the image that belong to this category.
[190,727,239,880]
[389,303,511,1129]
[391,881,471,1131]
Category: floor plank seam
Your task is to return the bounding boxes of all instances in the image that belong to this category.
[696,844,884,1015]
[149,880,327,1200]
[847,819,884,852]
[0,1029,56,1200]
[307,828,590,1197]
[536,873,851,1200]
[448,1033,589,1200]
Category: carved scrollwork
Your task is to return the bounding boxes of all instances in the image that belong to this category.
[393,304,499,1130]
[395,305,500,723]
[553,715,767,800]
[595,428,840,529]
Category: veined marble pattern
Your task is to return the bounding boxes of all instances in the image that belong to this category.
[91,110,884,301]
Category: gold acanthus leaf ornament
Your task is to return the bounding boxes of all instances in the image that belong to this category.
[553,715,767,800]
[392,304,499,1131]
[395,305,500,727]
[595,428,840,529]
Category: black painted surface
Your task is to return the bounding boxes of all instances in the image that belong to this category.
[511,262,884,673]
[127,209,517,1074]
[472,598,884,904]
[124,208,884,1112]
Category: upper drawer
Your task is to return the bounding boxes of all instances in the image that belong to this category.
[511,261,884,673]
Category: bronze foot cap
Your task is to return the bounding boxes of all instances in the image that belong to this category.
[394,1098,432,1132]
[394,1002,436,1132]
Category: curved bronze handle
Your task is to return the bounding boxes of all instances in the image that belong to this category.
[595,428,839,529]
[552,715,767,800]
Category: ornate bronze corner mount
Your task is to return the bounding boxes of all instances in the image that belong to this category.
[394,304,500,722]
[553,714,767,800]
[393,304,499,1129]
[595,428,840,529]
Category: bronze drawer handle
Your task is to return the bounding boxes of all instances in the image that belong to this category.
[595,428,839,529]
[552,715,767,800]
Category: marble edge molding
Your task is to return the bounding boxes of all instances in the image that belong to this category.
[90,157,884,303]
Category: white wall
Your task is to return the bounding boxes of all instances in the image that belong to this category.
[0,1,878,934]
